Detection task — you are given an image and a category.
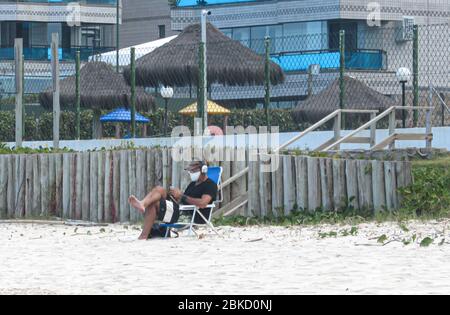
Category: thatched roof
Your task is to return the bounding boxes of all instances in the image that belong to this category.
[293,76,397,122]
[123,23,285,87]
[39,62,154,111]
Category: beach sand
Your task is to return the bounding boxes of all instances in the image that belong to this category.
[1,220,450,295]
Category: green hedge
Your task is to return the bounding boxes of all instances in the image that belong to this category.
[0,108,302,142]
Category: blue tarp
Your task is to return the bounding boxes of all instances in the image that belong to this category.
[100,108,150,124]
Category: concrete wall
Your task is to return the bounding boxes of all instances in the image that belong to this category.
[120,0,177,48]
[171,0,450,31]
[5,127,450,152]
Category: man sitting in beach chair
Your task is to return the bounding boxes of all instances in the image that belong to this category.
[128,160,218,240]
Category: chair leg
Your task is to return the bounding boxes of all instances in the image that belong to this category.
[188,208,198,236]
[196,210,220,236]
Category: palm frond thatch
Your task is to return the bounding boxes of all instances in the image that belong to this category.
[39,62,154,111]
[292,76,397,122]
[124,23,285,87]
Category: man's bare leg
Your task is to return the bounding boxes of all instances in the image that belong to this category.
[138,203,159,240]
[129,186,167,214]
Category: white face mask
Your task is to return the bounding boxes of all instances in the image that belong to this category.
[189,171,201,182]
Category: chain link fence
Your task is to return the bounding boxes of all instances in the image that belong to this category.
[0,22,449,143]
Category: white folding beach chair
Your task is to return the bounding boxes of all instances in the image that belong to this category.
[161,166,223,237]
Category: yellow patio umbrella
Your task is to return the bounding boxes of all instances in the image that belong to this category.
[179,100,231,134]
[179,100,231,116]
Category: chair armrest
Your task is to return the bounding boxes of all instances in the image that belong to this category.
[179,204,215,211]
[179,205,196,211]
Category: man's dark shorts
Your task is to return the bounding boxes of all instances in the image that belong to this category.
[158,199,180,224]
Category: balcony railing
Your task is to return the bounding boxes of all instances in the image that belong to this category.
[0,46,116,61]
[270,49,387,72]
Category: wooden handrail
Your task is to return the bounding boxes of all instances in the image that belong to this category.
[432,87,450,115]
[221,106,433,190]
[322,106,434,151]
[220,167,249,190]
[274,109,379,153]
[221,109,379,190]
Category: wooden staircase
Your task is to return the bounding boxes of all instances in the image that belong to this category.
[214,106,434,217]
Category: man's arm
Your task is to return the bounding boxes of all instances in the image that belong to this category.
[182,194,212,209]
[169,187,212,208]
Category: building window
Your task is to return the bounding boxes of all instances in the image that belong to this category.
[158,25,166,39]
[283,21,328,52]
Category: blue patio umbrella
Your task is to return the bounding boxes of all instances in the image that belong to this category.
[100,107,150,124]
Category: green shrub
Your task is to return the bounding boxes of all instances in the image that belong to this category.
[0,108,303,141]
[399,160,450,217]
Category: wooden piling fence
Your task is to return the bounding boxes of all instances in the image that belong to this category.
[0,148,413,222]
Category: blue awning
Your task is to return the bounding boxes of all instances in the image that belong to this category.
[100,108,150,124]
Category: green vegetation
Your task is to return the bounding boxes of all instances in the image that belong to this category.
[0,142,73,155]
[399,154,450,218]
[215,154,450,227]
[0,108,303,142]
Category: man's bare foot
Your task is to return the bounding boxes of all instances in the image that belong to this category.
[128,195,145,213]
[138,235,148,240]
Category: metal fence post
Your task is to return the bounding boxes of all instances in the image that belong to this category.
[130,47,136,138]
[116,0,120,73]
[339,30,346,128]
[22,53,25,140]
[14,38,23,148]
[412,24,419,127]
[264,36,271,129]
[51,33,60,149]
[75,50,81,140]
[198,42,206,131]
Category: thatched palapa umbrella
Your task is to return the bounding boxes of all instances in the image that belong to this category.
[123,23,285,88]
[39,62,155,138]
[293,76,397,123]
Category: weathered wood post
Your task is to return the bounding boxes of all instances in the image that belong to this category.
[333,112,341,150]
[370,112,377,147]
[295,156,308,211]
[388,110,396,150]
[425,108,432,149]
[307,157,322,212]
[0,156,7,218]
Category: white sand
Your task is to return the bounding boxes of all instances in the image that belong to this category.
[1,220,450,295]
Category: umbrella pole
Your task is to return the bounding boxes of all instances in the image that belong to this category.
[115,123,121,139]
